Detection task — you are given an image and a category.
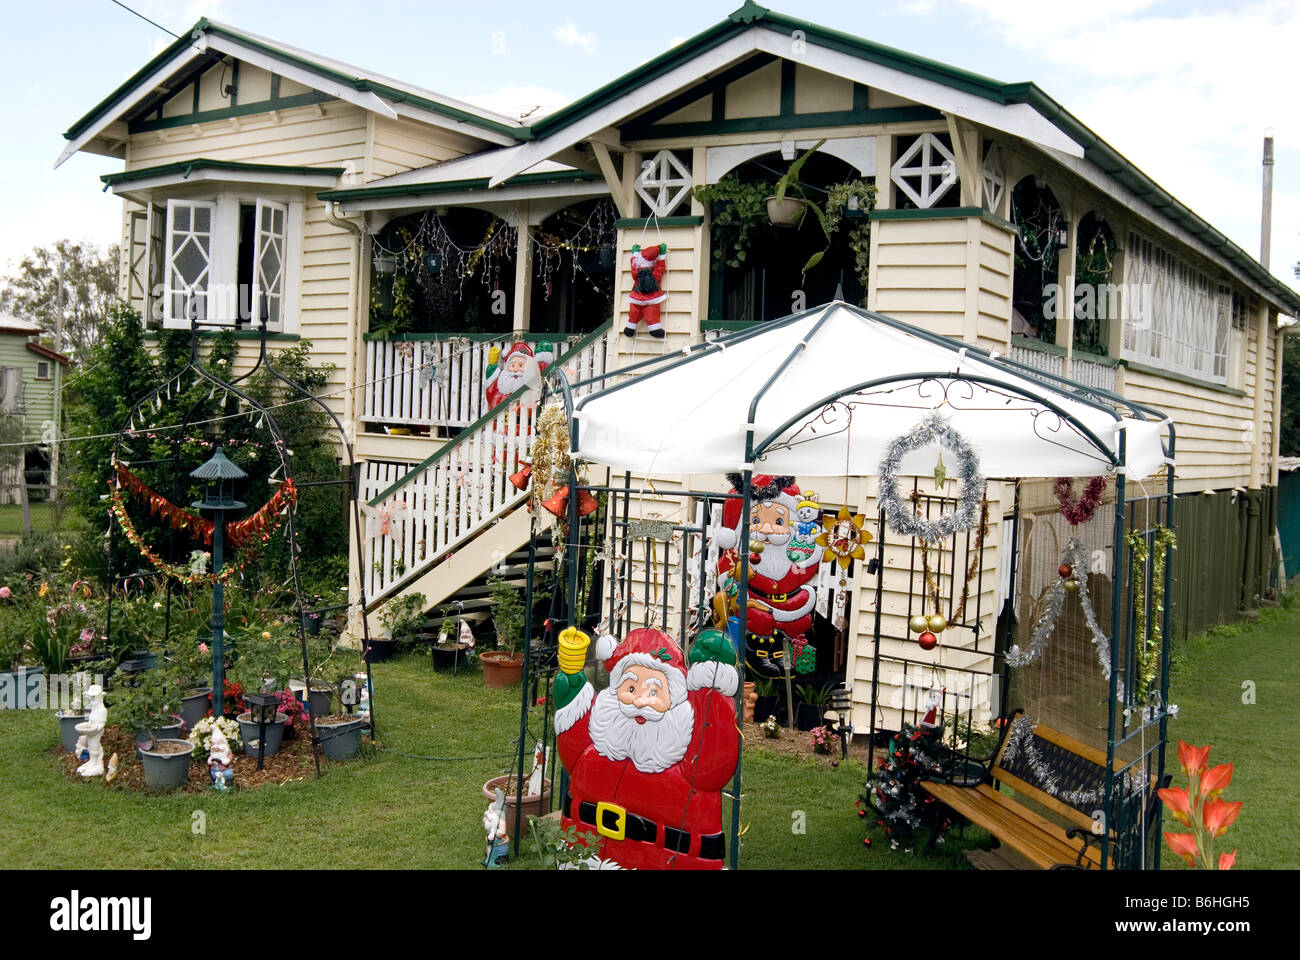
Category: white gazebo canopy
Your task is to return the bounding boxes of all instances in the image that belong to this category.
[570,302,1171,480]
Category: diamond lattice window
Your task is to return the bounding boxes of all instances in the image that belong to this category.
[635,150,693,218]
[891,133,958,209]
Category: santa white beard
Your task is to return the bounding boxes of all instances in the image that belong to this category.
[587,687,695,775]
[748,529,797,580]
[493,363,532,397]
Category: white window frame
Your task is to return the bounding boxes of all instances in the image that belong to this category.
[252,199,288,329]
[158,191,301,334]
[164,199,216,328]
[35,360,51,381]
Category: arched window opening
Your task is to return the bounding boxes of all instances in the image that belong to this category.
[1073,211,1115,356]
[528,198,617,336]
[1011,176,1066,343]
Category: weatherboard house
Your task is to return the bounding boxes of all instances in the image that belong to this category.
[61,4,1294,734]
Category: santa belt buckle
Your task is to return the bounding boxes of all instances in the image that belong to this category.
[595,801,627,841]
[759,592,788,602]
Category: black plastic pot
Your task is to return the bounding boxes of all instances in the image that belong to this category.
[431,642,470,672]
[795,702,823,732]
[753,695,779,725]
[366,638,394,663]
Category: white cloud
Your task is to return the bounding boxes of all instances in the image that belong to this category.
[554,20,599,57]
[459,85,570,121]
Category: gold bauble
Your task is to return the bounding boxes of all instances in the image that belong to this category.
[927,614,948,634]
[748,539,765,555]
[1064,578,1080,593]
[908,615,930,634]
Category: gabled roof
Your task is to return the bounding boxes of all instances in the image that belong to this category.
[26,341,71,367]
[59,18,526,166]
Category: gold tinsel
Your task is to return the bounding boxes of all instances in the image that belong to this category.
[531,400,574,520]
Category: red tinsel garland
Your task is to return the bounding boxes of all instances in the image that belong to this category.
[228,479,296,548]
[114,461,214,544]
[1054,476,1107,526]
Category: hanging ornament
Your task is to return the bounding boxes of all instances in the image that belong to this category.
[815,507,873,569]
[360,497,410,541]
[623,243,667,339]
[933,451,947,489]
[908,614,930,635]
[927,614,947,634]
[917,630,938,651]
[1054,476,1107,526]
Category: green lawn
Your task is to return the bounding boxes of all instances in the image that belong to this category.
[0,598,1292,870]
[0,502,63,536]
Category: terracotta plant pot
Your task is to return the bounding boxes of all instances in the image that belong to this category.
[482,774,552,839]
[765,195,807,228]
[480,652,525,688]
[743,682,757,722]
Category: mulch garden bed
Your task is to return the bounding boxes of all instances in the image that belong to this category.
[55,723,361,793]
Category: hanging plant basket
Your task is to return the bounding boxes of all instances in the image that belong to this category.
[765,196,807,228]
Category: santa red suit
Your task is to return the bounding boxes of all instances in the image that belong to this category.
[553,627,739,869]
[713,474,820,676]
[484,341,553,410]
[624,243,667,339]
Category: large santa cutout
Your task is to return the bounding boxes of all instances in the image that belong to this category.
[713,474,821,677]
[553,626,739,869]
[484,341,554,409]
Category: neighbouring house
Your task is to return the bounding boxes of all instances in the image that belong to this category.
[0,316,70,502]
[61,4,1297,735]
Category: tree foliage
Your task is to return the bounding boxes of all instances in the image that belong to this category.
[0,239,119,360]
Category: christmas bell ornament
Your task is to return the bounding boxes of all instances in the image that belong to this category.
[908,615,930,634]
[1058,563,1073,579]
[574,488,600,517]
[509,462,532,491]
[917,630,938,651]
[926,614,947,634]
[541,486,570,517]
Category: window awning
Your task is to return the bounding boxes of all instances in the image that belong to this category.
[101,159,345,203]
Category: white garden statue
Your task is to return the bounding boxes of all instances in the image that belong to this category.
[482,787,509,867]
[74,685,108,778]
[208,722,234,791]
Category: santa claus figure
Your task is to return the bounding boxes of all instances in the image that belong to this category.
[624,243,667,339]
[553,626,739,869]
[713,474,821,677]
[484,341,554,410]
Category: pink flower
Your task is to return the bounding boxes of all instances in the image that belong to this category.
[199,643,208,654]
[0,586,10,599]
[80,628,94,641]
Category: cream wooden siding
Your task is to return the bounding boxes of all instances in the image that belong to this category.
[869,216,1014,350]
[369,117,482,180]
[610,223,706,364]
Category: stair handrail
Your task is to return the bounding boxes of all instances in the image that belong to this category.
[365,319,611,507]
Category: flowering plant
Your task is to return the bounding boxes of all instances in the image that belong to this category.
[1159,740,1241,870]
[274,689,309,733]
[810,724,834,754]
[760,715,779,739]
[188,715,241,760]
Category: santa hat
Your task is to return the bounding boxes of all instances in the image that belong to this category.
[499,342,535,365]
[714,474,801,550]
[597,627,688,705]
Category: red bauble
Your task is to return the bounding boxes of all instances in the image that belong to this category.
[917,630,938,651]
[1058,563,1073,578]
[863,837,872,847]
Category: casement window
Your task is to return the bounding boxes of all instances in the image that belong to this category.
[1123,231,1229,384]
[153,195,300,332]
[35,360,51,381]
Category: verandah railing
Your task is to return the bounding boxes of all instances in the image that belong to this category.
[359,322,611,603]
[362,323,612,431]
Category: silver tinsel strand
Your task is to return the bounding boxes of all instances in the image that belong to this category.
[878,412,986,543]
[1000,715,1144,806]
[1005,537,1122,699]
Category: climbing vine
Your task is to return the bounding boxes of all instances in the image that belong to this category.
[1127,526,1177,702]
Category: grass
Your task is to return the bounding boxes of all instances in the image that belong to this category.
[0,597,1293,869]
[0,502,66,536]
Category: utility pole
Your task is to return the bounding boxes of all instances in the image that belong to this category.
[1261,131,1274,269]
[55,257,66,354]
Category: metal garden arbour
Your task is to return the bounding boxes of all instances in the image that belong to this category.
[104,317,377,777]
[531,300,1177,869]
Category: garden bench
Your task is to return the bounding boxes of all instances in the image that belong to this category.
[921,712,1150,869]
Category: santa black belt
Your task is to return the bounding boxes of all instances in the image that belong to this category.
[577,800,724,860]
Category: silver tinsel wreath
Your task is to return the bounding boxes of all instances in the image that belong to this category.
[878,412,986,543]
[1005,536,1120,698]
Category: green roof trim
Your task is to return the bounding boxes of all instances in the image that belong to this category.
[65,18,524,144]
[317,168,602,202]
[102,158,345,187]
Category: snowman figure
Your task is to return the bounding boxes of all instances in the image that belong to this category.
[208,723,235,791]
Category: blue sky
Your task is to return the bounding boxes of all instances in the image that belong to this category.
[2,0,1297,293]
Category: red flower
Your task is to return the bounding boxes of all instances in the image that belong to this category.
[1218,849,1236,870]
[1202,799,1242,838]
[1164,831,1199,867]
[1157,786,1192,827]
[1200,762,1233,798]
[1177,740,1211,777]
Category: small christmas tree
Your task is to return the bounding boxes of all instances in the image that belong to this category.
[861,722,954,851]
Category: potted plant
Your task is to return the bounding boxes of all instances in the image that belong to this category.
[482,771,553,839]
[234,708,290,758]
[116,666,183,756]
[482,578,526,688]
[374,591,425,662]
[765,139,826,228]
[139,738,194,790]
[795,682,830,732]
[315,712,366,760]
[431,618,472,671]
[166,636,213,733]
[753,677,779,725]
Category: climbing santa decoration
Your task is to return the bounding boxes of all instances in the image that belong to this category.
[623,243,667,339]
[484,341,554,409]
[711,474,820,677]
[552,626,740,869]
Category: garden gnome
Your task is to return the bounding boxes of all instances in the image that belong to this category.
[484,341,554,409]
[624,243,667,338]
[527,740,547,798]
[553,626,740,869]
[712,474,820,677]
[482,788,510,867]
[74,685,108,778]
[208,723,234,791]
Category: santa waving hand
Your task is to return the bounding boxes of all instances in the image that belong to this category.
[552,626,739,869]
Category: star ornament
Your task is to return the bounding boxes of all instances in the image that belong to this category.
[815,507,873,568]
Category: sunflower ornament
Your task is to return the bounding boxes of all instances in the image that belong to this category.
[816,507,873,573]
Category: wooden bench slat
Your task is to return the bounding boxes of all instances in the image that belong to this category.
[923,781,1099,869]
